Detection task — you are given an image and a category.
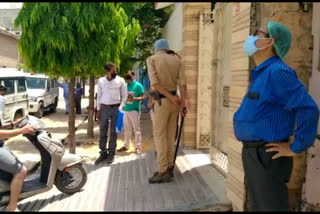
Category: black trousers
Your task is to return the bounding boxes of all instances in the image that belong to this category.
[75,97,81,114]
[242,145,293,211]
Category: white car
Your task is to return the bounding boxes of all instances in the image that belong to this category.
[25,73,59,118]
[0,68,29,127]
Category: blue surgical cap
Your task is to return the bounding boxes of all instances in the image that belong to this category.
[154,39,169,51]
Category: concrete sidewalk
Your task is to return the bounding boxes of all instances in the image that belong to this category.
[0,149,231,212]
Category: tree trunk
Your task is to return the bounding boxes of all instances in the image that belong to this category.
[87,75,95,138]
[82,79,86,98]
[68,78,76,154]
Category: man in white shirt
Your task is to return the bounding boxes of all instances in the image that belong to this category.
[95,62,127,165]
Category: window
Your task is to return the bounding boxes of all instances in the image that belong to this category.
[26,78,46,89]
[3,79,15,95]
[17,79,26,93]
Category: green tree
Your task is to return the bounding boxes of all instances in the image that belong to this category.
[119,17,141,75]
[121,3,173,77]
[15,3,127,153]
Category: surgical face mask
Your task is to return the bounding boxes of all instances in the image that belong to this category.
[106,70,117,81]
[243,35,270,56]
[111,72,117,79]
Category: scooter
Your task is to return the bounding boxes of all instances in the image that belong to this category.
[0,115,87,206]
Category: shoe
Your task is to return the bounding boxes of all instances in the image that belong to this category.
[95,151,108,165]
[106,154,115,164]
[148,170,172,184]
[167,166,174,178]
[117,146,128,152]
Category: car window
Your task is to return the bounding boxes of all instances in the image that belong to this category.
[26,78,46,89]
[17,79,26,93]
[3,79,15,95]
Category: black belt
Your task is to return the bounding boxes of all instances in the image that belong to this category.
[159,91,177,99]
[101,103,120,108]
[242,139,289,148]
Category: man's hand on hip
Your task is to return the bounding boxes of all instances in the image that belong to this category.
[265,140,296,159]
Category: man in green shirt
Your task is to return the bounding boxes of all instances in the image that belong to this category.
[118,71,145,154]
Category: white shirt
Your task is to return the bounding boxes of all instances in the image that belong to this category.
[97,75,127,110]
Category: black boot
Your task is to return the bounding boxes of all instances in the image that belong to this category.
[95,150,108,165]
[168,166,174,178]
[148,170,172,184]
[106,152,115,164]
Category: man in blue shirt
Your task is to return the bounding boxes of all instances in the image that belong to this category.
[233,21,319,211]
[58,81,69,115]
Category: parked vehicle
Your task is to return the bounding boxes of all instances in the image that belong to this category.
[0,115,87,206]
[0,68,28,127]
[25,73,59,118]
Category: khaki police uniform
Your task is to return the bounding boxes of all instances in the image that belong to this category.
[147,50,186,173]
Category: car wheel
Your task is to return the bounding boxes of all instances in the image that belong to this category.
[51,98,58,113]
[35,103,44,118]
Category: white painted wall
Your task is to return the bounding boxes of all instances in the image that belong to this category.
[162,3,183,52]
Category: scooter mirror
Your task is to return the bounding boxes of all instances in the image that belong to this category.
[27,115,45,130]
[17,115,45,130]
[17,116,29,128]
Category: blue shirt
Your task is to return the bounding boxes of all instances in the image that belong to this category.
[233,56,319,153]
[58,82,69,98]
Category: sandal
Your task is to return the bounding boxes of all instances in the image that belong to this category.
[117,146,128,152]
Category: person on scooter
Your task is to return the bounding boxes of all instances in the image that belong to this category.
[0,125,35,211]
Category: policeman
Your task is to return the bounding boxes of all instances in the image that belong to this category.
[147,39,187,184]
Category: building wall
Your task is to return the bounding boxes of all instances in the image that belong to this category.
[0,29,18,67]
[226,3,252,211]
[304,2,320,211]
[182,2,211,148]
[196,9,214,150]
[0,9,21,31]
[163,3,183,53]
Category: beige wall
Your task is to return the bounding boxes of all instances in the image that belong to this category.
[182,2,211,148]
[0,29,18,68]
[196,9,214,150]
[226,3,251,211]
[163,3,183,52]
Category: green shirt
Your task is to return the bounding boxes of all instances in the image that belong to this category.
[123,80,144,113]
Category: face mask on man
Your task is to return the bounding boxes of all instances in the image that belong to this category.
[106,70,117,81]
[243,35,271,56]
[125,74,133,83]
[111,72,117,79]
